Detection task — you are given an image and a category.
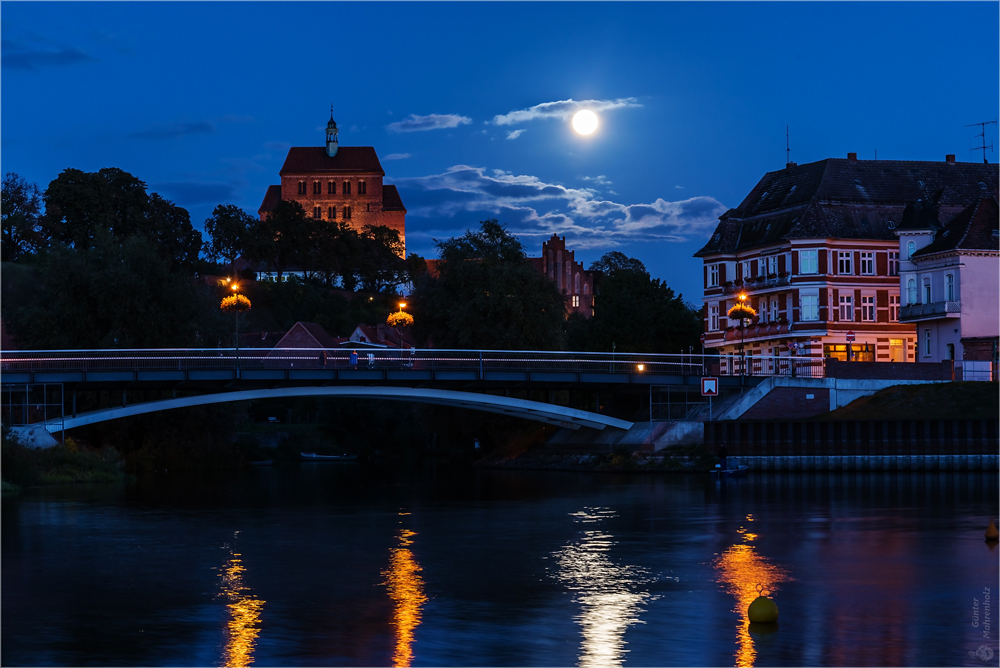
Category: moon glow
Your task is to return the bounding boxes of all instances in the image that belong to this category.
[572,110,599,135]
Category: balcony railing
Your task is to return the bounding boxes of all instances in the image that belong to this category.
[899,301,961,321]
[721,274,792,295]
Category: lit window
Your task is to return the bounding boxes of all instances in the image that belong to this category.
[708,264,719,287]
[838,251,853,275]
[799,250,818,274]
[800,294,819,321]
[890,295,900,322]
[860,252,874,275]
[839,295,853,321]
[359,181,367,195]
[888,251,899,276]
[709,305,720,331]
[946,274,955,301]
[572,295,580,307]
[861,296,875,321]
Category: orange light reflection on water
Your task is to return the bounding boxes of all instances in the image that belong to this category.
[382,527,427,667]
[713,519,790,668]
[219,552,265,667]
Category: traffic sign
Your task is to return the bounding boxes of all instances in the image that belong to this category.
[701,377,719,396]
[846,331,856,342]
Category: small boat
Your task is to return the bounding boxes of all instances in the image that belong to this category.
[710,465,749,477]
[300,452,358,462]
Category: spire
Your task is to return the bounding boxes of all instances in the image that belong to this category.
[325,106,339,157]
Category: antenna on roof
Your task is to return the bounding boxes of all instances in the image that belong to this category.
[786,125,790,165]
[966,120,997,163]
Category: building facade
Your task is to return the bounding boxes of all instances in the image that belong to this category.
[529,235,595,317]
[896,196,999,362]
[695,153,998,373]
[258,113,407,254]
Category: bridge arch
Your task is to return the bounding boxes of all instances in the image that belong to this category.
[41,386,633,433]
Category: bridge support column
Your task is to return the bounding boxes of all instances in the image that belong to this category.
[72,391,76,418]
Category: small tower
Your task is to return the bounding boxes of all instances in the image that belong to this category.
[325,107,339,158]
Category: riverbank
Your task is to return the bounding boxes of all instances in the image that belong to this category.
[1,429,130,492]
[477,443,717,473]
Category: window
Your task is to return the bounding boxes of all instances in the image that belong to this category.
[572,295,580,307]
[709,305,719,331]
[861,295,875,321]
[922,277,931,304]
[889,295,900,322]
[839,294,853,321]
[799,250,818,274]
[860,252,874,275]
[574,273,581,294]
[768,256,778,275]
[743,262,751,279]
[946,274,955,301]
[313,206,321,219]
[838,251,853,274]
[889,251,899,276]
[343,181,351,195]
[889,338,905,362]
[771,299,778,322]
[313,181,321,195]
[824,343,849,362]
[344,206,352,220]
[758,258,767,277]
[328,206,335,219]
[708,264,719,287]
[760,305,768,324]
[907,278,917,305]
[924,330,932,357]
[358,181,367,195]
[907,241,915,259]
[298,181,306,195]
[328,181,336,195]
[800,294,819,321]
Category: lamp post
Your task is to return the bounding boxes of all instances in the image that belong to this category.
[387,302,414,357]
[727,294,756,386]
[221,282,251,378]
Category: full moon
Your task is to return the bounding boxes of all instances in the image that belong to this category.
[572,109,598,135]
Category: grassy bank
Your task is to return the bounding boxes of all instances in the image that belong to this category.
[2,429,130,489]
[824,382,999,421]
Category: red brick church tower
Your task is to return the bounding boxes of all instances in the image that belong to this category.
[258,111,407,254]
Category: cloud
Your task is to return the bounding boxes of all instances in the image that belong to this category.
[506,129,526,140]
[130,121,216,140]
[2,39,96,70]
[153,181,239,205]
[492,97,641,126]
[580,175,612,186]
[386,113,472,133]
[383,153,412,161]
[394,165,726,250]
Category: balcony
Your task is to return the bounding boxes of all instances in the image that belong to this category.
[899,301,961,322]
[721,274,791,295]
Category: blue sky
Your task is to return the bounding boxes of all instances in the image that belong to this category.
[3,2,997,301]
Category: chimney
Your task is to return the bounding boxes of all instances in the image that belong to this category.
[785,162,797,169]
[847,152,858,162]
[946,154,956,164]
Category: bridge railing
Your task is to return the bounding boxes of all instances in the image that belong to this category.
[0,348,824,378]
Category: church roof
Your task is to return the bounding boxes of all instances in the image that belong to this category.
[695,157,999,256]
[911,197,1000,257]
[382,185,406,212]
[279,146,385,176]
[259,184,281,214]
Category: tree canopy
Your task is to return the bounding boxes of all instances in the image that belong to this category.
[204,204,254,270]
[1,172,44,262]
[411,220,565,349]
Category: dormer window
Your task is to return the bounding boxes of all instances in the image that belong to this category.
[979,182,987,189]
[760,191,769,201]
[854,179,862,186]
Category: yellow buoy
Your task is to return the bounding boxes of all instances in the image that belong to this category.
[986,519,999,541]
[748,584,779,623]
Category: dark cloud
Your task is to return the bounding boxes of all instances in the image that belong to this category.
[2,41,96,70]
[386,113,472,133]
[130,121,216,140]
[153,181,238,206]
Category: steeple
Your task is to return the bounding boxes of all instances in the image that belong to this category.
[325,106,339,157]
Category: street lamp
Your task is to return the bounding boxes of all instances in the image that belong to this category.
[387,302,414,352]
[727,293,756,385]
[221,285,251,378]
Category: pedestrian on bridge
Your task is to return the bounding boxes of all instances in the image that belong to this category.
[350,350,358,368]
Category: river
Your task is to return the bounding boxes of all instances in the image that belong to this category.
[2,465,997,667]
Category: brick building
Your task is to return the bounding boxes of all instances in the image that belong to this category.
[694,153,998,372]
[258,112,407,257]
[529,235,595,317]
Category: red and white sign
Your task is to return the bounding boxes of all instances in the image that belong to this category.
[701,377,719,397]
[846,331,856,342]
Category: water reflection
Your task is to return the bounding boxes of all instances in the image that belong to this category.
[553,508,653,668]
[381,520,427,667]
[713,514,790,667]
[218,534,265,667]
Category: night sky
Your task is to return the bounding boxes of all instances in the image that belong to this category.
[3,2,997,301]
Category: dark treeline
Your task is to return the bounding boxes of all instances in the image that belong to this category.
[1,169,702,471]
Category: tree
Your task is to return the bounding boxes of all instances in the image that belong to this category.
[356,225,408,293]
[203,204,254,272]
[40,167,201,269]
[245,199,311,281]
[411,220,565,349]
[566,251,702,353]
[1,172,44,262]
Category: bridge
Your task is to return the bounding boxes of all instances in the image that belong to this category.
[2,348,818,435]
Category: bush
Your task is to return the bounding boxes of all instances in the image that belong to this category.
[2,428,127,486]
